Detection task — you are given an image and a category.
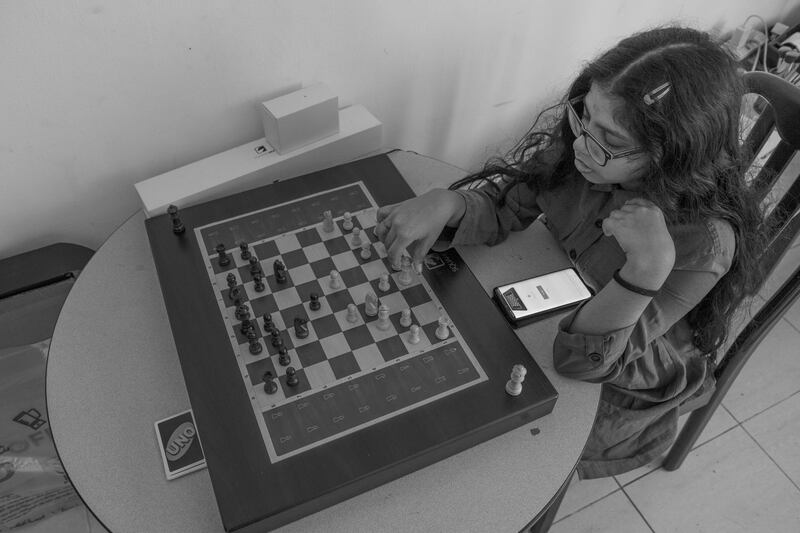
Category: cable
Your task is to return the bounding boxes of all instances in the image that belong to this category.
[743,14,769,72]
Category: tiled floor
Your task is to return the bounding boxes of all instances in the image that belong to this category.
[15,245,800,533]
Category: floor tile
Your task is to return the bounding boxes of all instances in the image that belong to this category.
[625,426,800,533]
[743,392,800,487]
[614,405,738,486]
[553,471,619,520]
[722,318,800,422]
[550,491,651,532]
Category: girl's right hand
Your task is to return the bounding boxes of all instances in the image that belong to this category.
[374,189,466,269]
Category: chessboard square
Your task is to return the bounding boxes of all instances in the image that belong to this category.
[324,236,350,256]
[401,284,431,308]
[367,320,398,342]
[296,228,322,247]
[422,321,448,344]
[279,369,311,396]
[249,294,278,317]
[318,332,350,358]
[412,301,441,326]
[333,308,362,331]
[282,249,308,269]
[266,273,295,292]
[310,257,336,280]
[311,314,341,339]
[289,321,318,347]
[373,241,388,258]
[331,251,359,272]
[295,279,324,303]
[273,287,302,310]
[234,321,263,344]
[356,210,377,231]
[343,325,373,351]
[279,303,310,328]
[243,280,270,300]
[378,292,407,314]
[376,336,408,362]
[401,327,432,353]
[253,240,280,261]
[275,234,301,254]
[296,341,327,367]
[352,346,385,372]
[237,264,259,283]
[305,294,332,317]
[370,276,398,296]
[304,361,337,390]
[265,332,294,355]
[354,244,376,265]
[221,286,249,307]
[303,242,330,263]
[211,256,237,274]
[329,352,360,379]
[246,357,278,387]
[270,349,299,371]
[340,266,368,287]
[325,290,354,313]
[347,282,374,306]
[289,264,316,286]
[318,223,344,241]
[215,270,242,289]
[360,259,389,280]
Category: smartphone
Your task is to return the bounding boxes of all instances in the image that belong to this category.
[493,267,592,327]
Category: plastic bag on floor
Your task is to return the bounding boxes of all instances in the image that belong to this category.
[0,340,81,531]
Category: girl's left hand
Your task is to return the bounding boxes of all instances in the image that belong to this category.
[602,198,676,285]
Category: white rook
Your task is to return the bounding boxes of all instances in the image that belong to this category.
[260,83,339,154]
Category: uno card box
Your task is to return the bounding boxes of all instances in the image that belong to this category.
[154,409,206,480]
[494,268,592,327]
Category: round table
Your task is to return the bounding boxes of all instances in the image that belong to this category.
[47,150,600,533]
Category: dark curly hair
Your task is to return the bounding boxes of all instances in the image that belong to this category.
[450,26,768,356]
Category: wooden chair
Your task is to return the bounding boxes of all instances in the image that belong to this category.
[663,71,800,470]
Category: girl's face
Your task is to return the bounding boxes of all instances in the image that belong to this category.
[571,84,650,188]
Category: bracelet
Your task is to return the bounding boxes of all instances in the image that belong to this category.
[612,269,660,297]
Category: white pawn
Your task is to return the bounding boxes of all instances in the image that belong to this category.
[346,303,360,324]
[360,240,372,259]
[329,269,342,290]
[398,255,413,286]
[342,212,353,231]
[364,291,379,317]
[351,227,362,247]
[378,272,391,292]
[435,315,450,340]
[505,364,527,396]
[376,304,391,330]
[399,308,412,328]
[322,210,334,233]
[408,324,421,344]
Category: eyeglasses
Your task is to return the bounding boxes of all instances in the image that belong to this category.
[565,96,644,167]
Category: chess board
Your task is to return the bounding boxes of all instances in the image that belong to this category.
[145,154,558,532]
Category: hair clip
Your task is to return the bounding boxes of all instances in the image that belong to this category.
[643,82,671,105]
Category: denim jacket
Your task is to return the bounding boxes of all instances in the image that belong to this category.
[446,171,734,478]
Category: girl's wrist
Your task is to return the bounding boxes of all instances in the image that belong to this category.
[619,260,670,291]
[442,190,467,227]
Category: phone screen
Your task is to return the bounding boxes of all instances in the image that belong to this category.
[495,268,592,320]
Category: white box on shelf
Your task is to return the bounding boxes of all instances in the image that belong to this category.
[260,83,339,154]
[135,105,382,218]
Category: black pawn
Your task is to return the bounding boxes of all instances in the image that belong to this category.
[274,259,287,284]
[263,314,273,331]
[271,329,283,348]
[263,371,278,394]
[226,273,237,289]
[278,346,291,366]
[241,318,254,335]
[239,241,252,261]
[167,205,185,234]
[235,304,250,321]
[309,293,321,311]
[216,244,230,267]
[253,273,265,292]
[285,366,299,387]
[249,256,262,275]
[228,285,241,302]
[248,337,262,355]
[294,317,309,339]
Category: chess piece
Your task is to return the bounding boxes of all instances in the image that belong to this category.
[376,304,391,331]
[342,212,353,231]
[249,256,262,275]
[360,241,372,259]
[253,272,265,292]
[329,270,342,290]
[278,347,291,366]
[398,256,414,286]
[435,316,450,340]
[351,227,363,247]
[505,364,527,396]
[408,324,421,344]
[240,318,254,334]
[228,285,241,303]
[322,210,335,233]
[226,272,237,289]
[399,308,412,328]
[271,328,283,347]
[167,204,185,234]
[239,241,251,260]
[216,244,230,267]
[274,259,287,284]
[364,291,379,317]
[235,304,250,321]
[346,303,360,324]
[294,317,309,339]
[248,335,262,355]
[309,293,321,311]
[378,272,391,292]
[286,366,299,387]
[263,314,273,331]
[263,371,278,394]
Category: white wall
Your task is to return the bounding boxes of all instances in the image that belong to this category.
[1,0,797,257]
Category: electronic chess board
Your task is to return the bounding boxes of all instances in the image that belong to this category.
[145,154,558,533]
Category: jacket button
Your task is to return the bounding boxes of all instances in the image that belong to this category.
[595,218,603,228]
[569,249,577,260]
[588,353,602,363]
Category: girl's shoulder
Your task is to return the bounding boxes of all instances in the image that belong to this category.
[670,217,736,274]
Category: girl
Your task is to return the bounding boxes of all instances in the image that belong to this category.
[373,26,766,478]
